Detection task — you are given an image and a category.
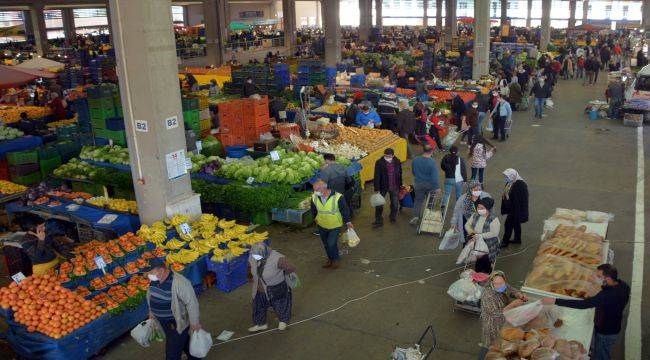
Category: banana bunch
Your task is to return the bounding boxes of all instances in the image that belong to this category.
[211,248,230,263]
[137,222,167,245]
[218,219,236,230]
[188,239,216,255]
[240,231,269,246]
[165,237,186,250]
[167,248,200,264]
[193,214,219,235]
[167,214,190,227]
[227,243,249,257]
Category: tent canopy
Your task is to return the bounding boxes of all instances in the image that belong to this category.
[16,57,65,72]
[0,65,38,89]
[567,23,607,33]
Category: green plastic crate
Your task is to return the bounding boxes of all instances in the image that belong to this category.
[71,181,105,196]
[56,125,79,139]
[115,105,123,118]
[89,107,115,121]
[88,97,114,110]
[10,171,41,186]
[7,150,38,166]
[40,155,62,178]
[55,141,82,157]
[90,117,106,130]
[38,146,60,160]
[94,129,127,147]
[182,97,199,111]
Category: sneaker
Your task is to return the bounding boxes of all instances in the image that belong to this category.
[330,260,340,269]
[278,322,287,331]
[248,324,268,332]
[312,231,320,236]
[409,217,419,225]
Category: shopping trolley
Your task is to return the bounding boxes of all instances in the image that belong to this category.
[391,325,437,360]
[417,190,449,236]
[451,242,501,315]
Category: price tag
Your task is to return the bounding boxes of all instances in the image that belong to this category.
[11,272,26,284]
[246,177,255,184]
[97,214,118,224]
[270,150,280,161]
[195,141,203,152]
[179,223,192,235]
[278,111,287,119]
[66,204,80,211]
[135,120,149,132]
[165,116,179,130]
[94,256,107,275]
[108,139,114,146]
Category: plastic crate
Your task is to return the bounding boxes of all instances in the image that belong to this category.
[271,208,313,227]
[71,181,105,196]
[10,171,41,186]
[7,150,38,166]
[94,129,127,147]
[200,118,212,132]
[55,141,82,157]
[88,97,114,110]
[38,145,60,160]
[9,163,40,177]
[56,125,79,139]
[206,254,248,293]
[40,155,62,178]
[105,117,125,131]
[89,107,116,121]
[623,113,643,127]
[182,97,199,111]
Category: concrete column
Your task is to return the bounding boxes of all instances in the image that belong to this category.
[323,0,340,67]
[568,0,576,29]
[29,3,48,56]
[582,0,588,22]
[473,0,489,79]
[436,0,442,31]
[109,0,201,224]
[526,0,532,28]
[62,8,76,46]
[376,0,382,28]
[540,0,551,52]
[643,0,650,31]
[445,0,456,42]
[22,10,34,38]
[203,0,227,66]
[423,0,428,27]
[182,5,189,26]
[105,2,113,43]
[282,0,296,51]
[358,0,371,41]
[501,0,508,24]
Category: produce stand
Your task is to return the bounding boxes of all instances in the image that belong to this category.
[0,136,43,159]
[357,137,407,186]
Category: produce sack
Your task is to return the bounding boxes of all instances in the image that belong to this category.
[503,300,544,327]
[131,319,154,347]
[189,329,213,358]
[344,228,361,247]
[447,278,482,302]
[456,238,489,265]
[439,228,461,251]
[370,193,386,207]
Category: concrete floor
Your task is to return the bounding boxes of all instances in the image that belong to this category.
[95,74,650,360]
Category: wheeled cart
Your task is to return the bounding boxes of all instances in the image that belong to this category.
[391,325,437,360]
[417,191,448,236]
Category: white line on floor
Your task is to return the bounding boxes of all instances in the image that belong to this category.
[625,126,644,360]
[214,245,532,346]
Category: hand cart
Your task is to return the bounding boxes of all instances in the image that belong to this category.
[417,190,448,236]
[391,325,437,360]
[451,242,500,315]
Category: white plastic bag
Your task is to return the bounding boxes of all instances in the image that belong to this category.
[344,228,361,247]
[503,300,545,327]
[486,118,494,132]
[130,319,154,347]
[545,98,554,109]
[370,193,386,207]
[189,329,213,358]
[456,238,489,264]
[447,278,479,302]
[439,228,461,251]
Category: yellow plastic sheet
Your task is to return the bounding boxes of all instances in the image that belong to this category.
[357,137,408,188]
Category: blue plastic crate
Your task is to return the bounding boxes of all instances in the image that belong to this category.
[206,254,249,293]
[105,117,125,131]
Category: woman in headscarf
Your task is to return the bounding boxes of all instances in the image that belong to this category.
[478,271,527,359]
[464,197,501,264]
[500,168,529,248]
[449,180,491,246]
[248,243,296,332]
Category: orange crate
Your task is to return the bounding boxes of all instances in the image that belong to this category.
[278,124,300,139]
[243,114,270,128]
[220,124,244,137]
[220,134,246,147]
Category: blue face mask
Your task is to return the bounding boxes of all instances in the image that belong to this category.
[495,285,507,293]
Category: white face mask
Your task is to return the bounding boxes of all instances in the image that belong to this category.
[471,190,481,197]
[477,209,488,216]
[147,274,159,282]
[314,191,323,197]
[252,254,263,261]
[384,156,393,162]
[472,104,478,109]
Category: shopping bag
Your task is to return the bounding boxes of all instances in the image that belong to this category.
[400,193,414,208]
[485,118,494,132]
[130,319,154,347]
[285,272,301,289]
[447,278,480,302]
[344,228,361,247]
[519,95,529,111]
[370,193,386,207]
[456,238,489,264]
[189,329,213,358]
[545,98,554,109]
[503,300,544,327]
[439,228,461,251]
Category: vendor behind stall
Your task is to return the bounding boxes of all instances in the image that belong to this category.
[10,112,41,135]
[355,103,381,128]
[19,214,73,275]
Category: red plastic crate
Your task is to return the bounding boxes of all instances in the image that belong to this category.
[0,160,9,180]
[220,134,246,147]
[278,124,300,139]
[243,113,270,128]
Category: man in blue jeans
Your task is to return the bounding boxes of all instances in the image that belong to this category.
[542,264,630,360]
[409,145,440,225]
[529,76,551,119]
[311,180,353,269]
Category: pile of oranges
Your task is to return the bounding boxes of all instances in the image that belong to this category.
[0,274,106,339]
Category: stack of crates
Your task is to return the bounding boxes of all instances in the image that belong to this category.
[59,67,84,89]
[296,60,326,87]
[55,124,80,141]
[231,65,275,95]
[95,116,127,146]
[274,63,290,90]
[70,98,90,132]
[182,97,201,134]
[7,150,40,186]
[38,146,62,179]
[218,99,245,146]
[242,96,271,145]
[326,67,337,88]
[89,59,103,84]
[87,84,117,131]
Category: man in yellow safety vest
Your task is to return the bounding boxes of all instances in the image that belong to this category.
[311,180,353,269]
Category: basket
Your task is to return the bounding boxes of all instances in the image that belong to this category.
[7,150,38,166]
[10,171,41,186]
[271,208,313,227]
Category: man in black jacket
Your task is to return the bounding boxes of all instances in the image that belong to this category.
[542,264,630,360]
[373,148,402,227]
[396,100,416,158]
[343,97,359,126]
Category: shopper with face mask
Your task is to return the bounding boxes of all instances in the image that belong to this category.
[500,168,529,248]
[248,243,297,332]
[146,259,202,360]
[450,180,491,246]
[529,76,551,119]
[373,148,403,227]
[478,271,528,359]
[464,197,501,263]
[541,264,630,360]
[311,180,353,269]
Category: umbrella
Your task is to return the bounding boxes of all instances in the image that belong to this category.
[12,66,57,79]
[0,65,38,89]
[16,57,65,72]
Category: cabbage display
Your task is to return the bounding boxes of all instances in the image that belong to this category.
[0,126,24,141]
[217,149,324,185]
[52,158,98,180]
[79,145,130,165]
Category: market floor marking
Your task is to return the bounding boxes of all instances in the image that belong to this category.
[625,126,644,360]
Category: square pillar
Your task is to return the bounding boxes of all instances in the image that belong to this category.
[540,0,551,52]
[29,4,48,56]
[445,0,457,45]
[582,0,589,22]
[568,0,576,29]
[203,0,227,66]
[436,0,442,31]
[423,0,428,27]
[526,0,532,28]
[283,0,296,51]
[109,0,201,224]
[323,0,340,67]
[376,0,383,28]
[358,0,371,41]
[501,0,508,24]
[473,0,490,79]
[62,8,76,46]
[643,0,650,32]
